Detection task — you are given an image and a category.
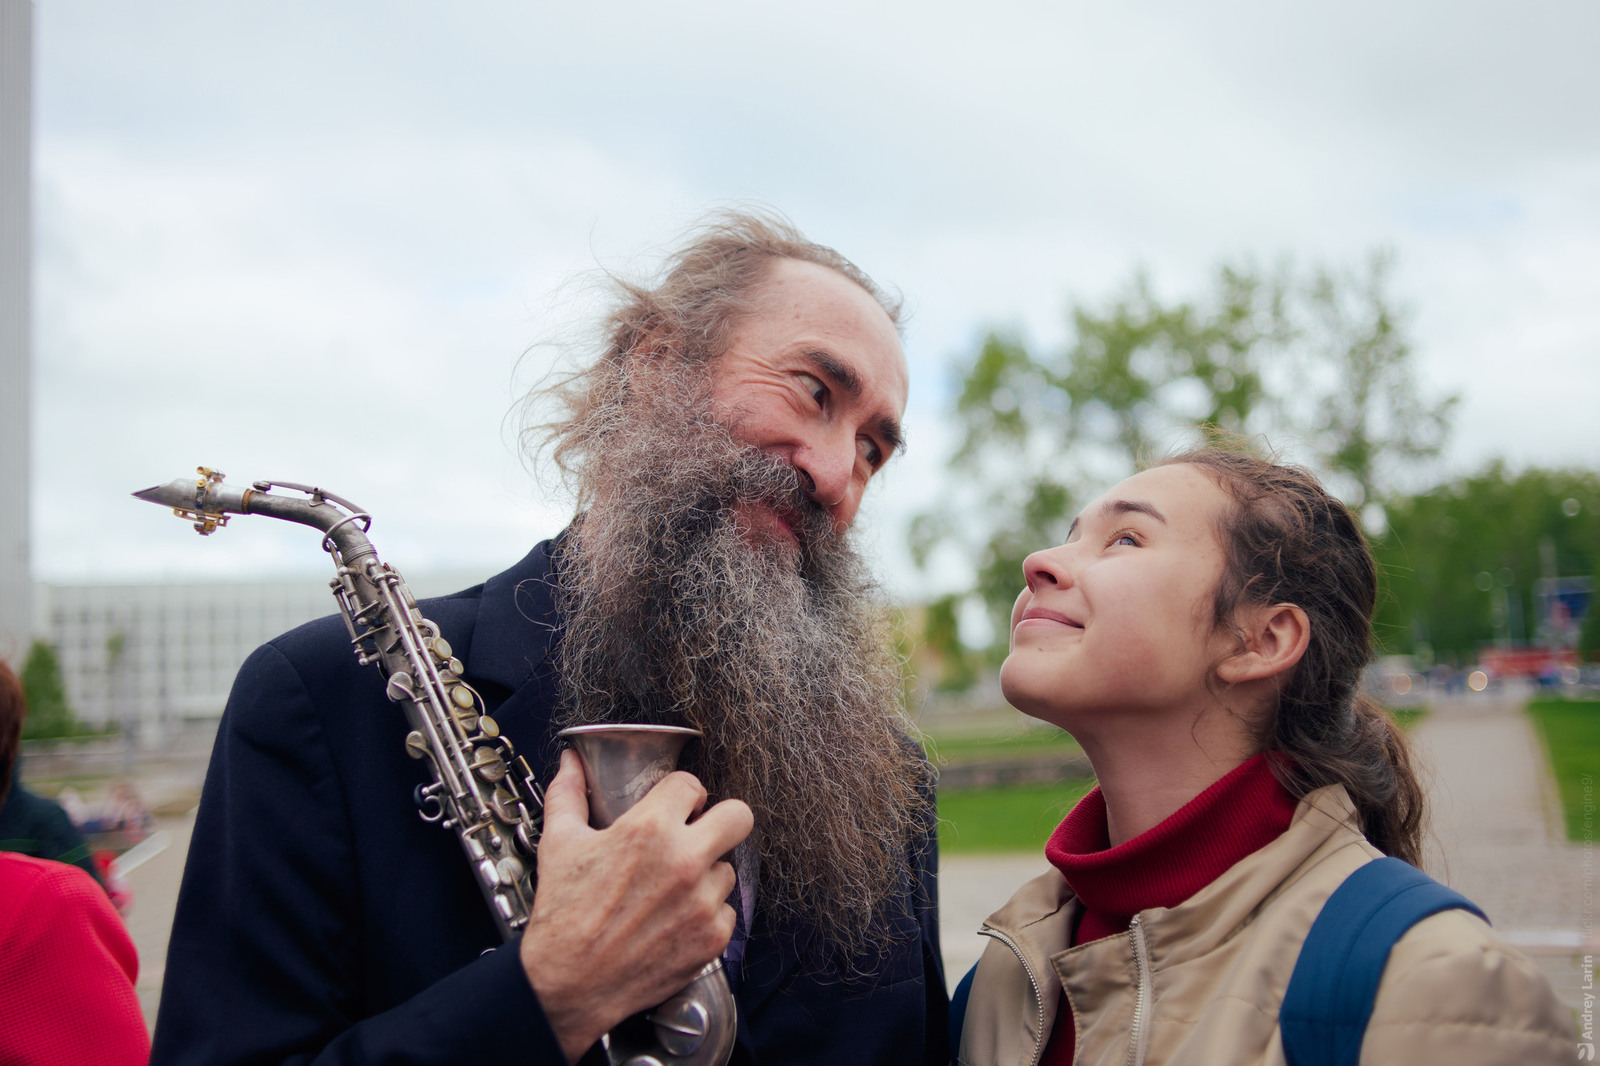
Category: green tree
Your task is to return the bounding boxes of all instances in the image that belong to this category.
[1373,465,1600,664]
[917,594,979,693]
[1295,253,1458,507]
[912,254,1455,677]
[1580,560,1600,661]
[19,640,83,740]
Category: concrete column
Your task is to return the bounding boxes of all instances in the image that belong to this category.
[0,0,33,665]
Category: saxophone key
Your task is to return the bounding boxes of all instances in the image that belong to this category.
[452,706,481,735]
[412,783,446,823]
[496,855,525,886]
[385,672,417,704]
[470,746,508,782]
[516,823,540,857]
[649,997,711,1057]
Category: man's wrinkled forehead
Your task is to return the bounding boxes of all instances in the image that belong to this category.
[733,258,908,419]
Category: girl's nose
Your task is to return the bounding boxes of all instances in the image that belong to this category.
[1022,546,1073,593]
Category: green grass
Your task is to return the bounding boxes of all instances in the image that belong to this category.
[1526,696,1600,842]
[928,703,1423,857]
[937,777,1097,854]
[1388,706,1429,732]
[921,728,1081,765]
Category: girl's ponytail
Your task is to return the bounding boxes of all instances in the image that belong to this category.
[1159,448,1427,867]
[1274,693,1426,867]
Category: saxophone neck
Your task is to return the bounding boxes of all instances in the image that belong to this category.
[132,467,376,561]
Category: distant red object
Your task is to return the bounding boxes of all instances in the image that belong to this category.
[92,850,134,914]
[1479,645,1577,679]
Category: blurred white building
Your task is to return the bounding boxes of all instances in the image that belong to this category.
[0,0,33,665]
[36,571,482,744]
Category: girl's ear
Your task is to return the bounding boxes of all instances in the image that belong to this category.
[1216,603,1310,685]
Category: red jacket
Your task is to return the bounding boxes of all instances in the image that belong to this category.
[0,851,149,1065]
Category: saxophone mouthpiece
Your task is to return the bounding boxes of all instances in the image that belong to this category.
[133,469,235,535]
[132,478,199,509]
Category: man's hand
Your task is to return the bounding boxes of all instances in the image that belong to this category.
[520,749,754,1063]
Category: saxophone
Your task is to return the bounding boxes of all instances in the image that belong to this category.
[134,468,544,938]
[134,468,737,1066]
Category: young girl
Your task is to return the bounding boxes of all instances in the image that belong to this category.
[952,448,1573,1065]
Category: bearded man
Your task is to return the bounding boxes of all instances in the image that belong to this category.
[152,212,948,1066]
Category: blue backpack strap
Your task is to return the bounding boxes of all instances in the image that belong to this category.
[948,961,977,1056]
[1280,856,1487,1066]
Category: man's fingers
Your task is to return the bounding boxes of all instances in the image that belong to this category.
[538,750,593,836]
[635,770,709,818]
[546,758,750,869]
[624,778,752,856]
[709,858,738,903]
[692,798,754,856]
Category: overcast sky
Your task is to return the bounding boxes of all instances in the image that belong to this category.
[28,0,1600,596]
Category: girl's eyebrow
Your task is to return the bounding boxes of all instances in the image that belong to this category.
[1066,499,1168,540]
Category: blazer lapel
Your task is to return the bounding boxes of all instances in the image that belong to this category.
[467,535,564,693]
[460,533,568,774]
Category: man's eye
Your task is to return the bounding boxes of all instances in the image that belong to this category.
[799,373,828,407]
[857,437,884,469]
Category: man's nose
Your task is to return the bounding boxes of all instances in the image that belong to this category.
[792,440,855,519]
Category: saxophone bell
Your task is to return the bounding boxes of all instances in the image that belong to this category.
[558,725,739,1066]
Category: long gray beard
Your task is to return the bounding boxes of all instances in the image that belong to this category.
[552,397,931,965]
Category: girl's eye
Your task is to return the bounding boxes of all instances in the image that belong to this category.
[1110,531,1139,548]
[798,372,828,407]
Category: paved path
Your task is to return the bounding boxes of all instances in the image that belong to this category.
[1410,690,1592,1009]
[936,690,1594,1011]
[938,853,1050,981]
[120,809,195,1031]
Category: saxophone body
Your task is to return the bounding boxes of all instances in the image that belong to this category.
[134,468,737,1066]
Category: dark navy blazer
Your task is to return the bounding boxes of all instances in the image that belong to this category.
[151,538,949,1065]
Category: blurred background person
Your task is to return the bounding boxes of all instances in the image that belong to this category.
[0,658,149,1064]
[0,660,102,889]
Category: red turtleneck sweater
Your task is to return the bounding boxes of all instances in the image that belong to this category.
[1039,753,1299,1065]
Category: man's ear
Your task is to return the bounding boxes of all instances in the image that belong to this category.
[1216,603,1310,685]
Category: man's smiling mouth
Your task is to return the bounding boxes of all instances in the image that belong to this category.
[734,499,802,550]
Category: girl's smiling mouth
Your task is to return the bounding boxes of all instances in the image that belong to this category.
[1018,606,1083,629]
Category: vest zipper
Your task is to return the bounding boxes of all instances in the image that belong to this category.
[1124,915,1152,1066]
[978,927,1048,1066]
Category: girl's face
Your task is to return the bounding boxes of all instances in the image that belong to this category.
[999,463,1238,733]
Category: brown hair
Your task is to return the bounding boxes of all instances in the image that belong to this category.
[1158,446,1427,866]
[525,208,901,504]
[0,658,25,804]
